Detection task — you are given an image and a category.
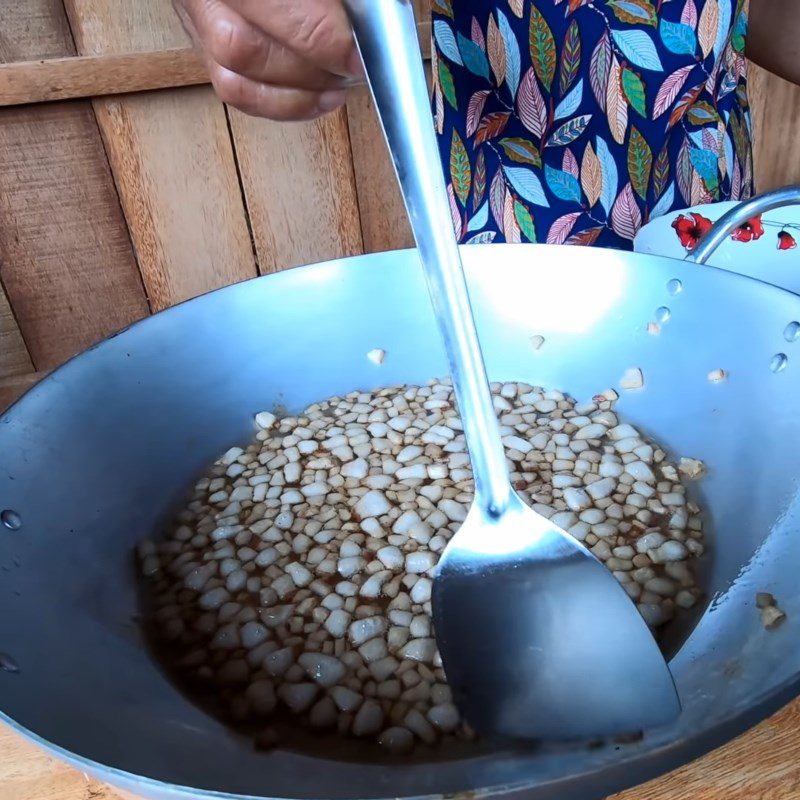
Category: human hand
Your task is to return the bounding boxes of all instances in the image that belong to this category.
[174,0,364,120]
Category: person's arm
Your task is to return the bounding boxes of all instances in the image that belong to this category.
[746,0,800,85]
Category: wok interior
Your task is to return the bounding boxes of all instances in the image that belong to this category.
[0,245,798,800]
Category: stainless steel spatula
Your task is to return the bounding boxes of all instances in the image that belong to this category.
[343,0,681,740]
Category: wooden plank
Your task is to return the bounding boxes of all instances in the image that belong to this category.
[611,698,800,800]
[415,0,432,56]
[0,371,46,412]
[749,64,800,193]
[0,722,119,800]
[0,14,430,109]
[0,2,56,376]
[0,287,33,379]
[0,1,149,370]
[346,85,414,253]
[0,1,75,62]
[2,698,800,800]
[228,108,363,273]
[346,3,430,254]
[63,0,257,311]
[0,48,207,107]
[346,14,431,255]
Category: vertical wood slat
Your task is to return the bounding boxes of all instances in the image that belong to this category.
[0,372,47,413]
[346,0,432,254]
[749,64,800,193]
[0,0,147,371]
[346,87,415,253]
[63,0,257,311]
[0,291,33,379]
[227,108,364,274]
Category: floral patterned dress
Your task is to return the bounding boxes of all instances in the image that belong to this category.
[431,0,753,249]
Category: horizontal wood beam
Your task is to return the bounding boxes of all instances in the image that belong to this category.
[0,22,432,108]
[0,48,208,107]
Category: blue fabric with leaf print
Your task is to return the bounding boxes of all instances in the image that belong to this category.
[431,0,753,248]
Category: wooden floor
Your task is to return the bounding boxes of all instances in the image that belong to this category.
[2,697,799,800]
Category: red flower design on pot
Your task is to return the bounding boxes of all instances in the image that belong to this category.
[730,215,765,243]
[778,231,797,250]
[672,213,713,250]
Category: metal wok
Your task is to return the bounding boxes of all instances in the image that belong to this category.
[1,232,799,799]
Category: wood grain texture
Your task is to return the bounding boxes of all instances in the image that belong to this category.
[0,723,117,800]
[346,2,431,254]
[750,63,800,193]
[346,85,415,253]
[0,287,33,379]
[0,0,148,370]
[0,2,59,376]
[64,0,257,310]
[0,371,46,412]
[0,1,75,62]
[2,698,800,800]
[0,48,207,107]
[611,698,800,799]
[228,108,363,273]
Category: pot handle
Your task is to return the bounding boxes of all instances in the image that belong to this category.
[685,185,800,265]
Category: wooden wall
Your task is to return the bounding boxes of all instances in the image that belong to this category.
[0,1,797,412]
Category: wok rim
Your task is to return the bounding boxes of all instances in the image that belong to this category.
[1,243,798,799]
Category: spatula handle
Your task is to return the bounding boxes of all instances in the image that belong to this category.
[344,0,510,517]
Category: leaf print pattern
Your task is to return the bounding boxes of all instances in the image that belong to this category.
[438,58,458,109]
[529,6,556,91]
[611,29,663,71]
[682,0,699,27]
[607,0,658,27]
[596,137,619,216]
[498,10,522,97]
[514,200,537,241]
[548,114,592,146]
[660,19,697,55]
[653,64,694,118]
[433,0,454,19]
[450,130,472,206]
[466,90,490,136]
[554,79,585,120]
[581,143,603,207]
[475,111,511,145]
[508,0,524,19]
[504,191,522,242]
[435,20,463,65]
[499,137,542,166]
[487,15,507,86]
[653,144,671,199]
[433,0,753,249]
[506,165,550,206]
[621,67,647,116]
[489,171,506,231]
[447,183,463,237]
[559,20,582,93]
[547,212,582,244]
[606,57,628,144]
[545,164,582,203]
[517,67,548,138]
[473,149,487,210]
[590,31,612,111]
[668,84,704,129]
[627,127,653,200]
[611,183,642,239]
[698,0,720,58]
[459,33,491,79]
